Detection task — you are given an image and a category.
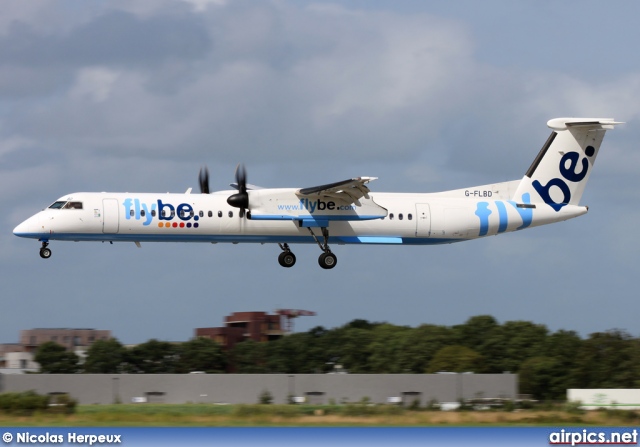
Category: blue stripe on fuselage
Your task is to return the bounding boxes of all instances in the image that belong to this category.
[15,232,463,246]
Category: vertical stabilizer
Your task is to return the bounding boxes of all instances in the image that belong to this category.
[513,118,621,210]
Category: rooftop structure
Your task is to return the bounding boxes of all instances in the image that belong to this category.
[19,328,112,353]
[195,311,287,350]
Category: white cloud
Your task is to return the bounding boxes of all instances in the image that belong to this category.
[70,67,122,103]
[181,0,227,12]
[3,0,640,344]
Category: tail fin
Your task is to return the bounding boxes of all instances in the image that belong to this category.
[513,117,622,210]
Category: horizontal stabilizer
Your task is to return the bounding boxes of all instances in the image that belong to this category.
[547,117,624,130]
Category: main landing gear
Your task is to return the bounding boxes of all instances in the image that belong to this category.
[308,227,337,270]
[277,243,296,268]
[39,241,52,259]
[276,227,338,269]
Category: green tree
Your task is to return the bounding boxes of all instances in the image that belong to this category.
[542,329,583,393]
[84,338,126,373]
[570,330,639,388]
[368,324,412,373]
[344,319,382,331]
[426,345,483,373]
[230,340,268,373]
[453,315,503,372]
[177,337,226,373]
[453,315,500,350]
[499,321,549,373]
[333,327,375,373]
[519,356,561,400]
[295,327,337,373]
[123,339,179,373]
[34,341,80,374]
[396,324,455,373]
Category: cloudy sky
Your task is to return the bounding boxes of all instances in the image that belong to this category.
[3,0,640,344]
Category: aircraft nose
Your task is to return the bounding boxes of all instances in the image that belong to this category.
[13,215,41,238]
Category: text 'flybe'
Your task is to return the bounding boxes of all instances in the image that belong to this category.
[122,199,198,227]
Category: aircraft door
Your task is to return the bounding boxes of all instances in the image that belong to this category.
[415,203,431,237]
[102,199,120,234]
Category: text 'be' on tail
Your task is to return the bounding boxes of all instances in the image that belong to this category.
[513,117,623,211]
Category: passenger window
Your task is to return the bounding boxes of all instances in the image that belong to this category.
[140,210,146,217]
[179,210,185,218]
[218,211,222,218]
[130,210,135,217]
[228,211,233,218]
[161,210,167,218]
[389,213,394,220]
[199,211,204,218]
[208,211,213,218]
[408,214,413,220]
[151,210,156,217]
[399,213,403,220]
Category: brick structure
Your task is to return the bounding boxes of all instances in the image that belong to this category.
[195,311,284,349]
[20,328,112,353]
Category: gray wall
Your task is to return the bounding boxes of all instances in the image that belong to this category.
[0,373,516,405]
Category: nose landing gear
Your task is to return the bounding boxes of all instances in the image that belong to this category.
[39,241,51,259]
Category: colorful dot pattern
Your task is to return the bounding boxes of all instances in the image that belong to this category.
[157,215,200,229]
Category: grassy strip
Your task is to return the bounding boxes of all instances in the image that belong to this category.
[0,404,639,427]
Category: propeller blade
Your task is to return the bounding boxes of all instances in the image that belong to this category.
[227,163,249,215]
[235,163,247,194]
[199,166,210,194]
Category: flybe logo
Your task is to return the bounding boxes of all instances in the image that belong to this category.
[123,199,200,228]
[277,199,356,213]
[532,147,593,212]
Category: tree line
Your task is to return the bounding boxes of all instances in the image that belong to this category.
[34,315,640,400]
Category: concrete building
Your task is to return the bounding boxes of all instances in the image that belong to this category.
[568,389,640,410]
[0,344,24,368]
[0,373,517,405]
[0,328,112,374]
[3,352,39,370]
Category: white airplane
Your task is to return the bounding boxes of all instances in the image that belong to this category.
[13,117,621,269]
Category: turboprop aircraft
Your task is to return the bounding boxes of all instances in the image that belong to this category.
[13,117,621,269]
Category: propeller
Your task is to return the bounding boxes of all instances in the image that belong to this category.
[227,163,249,217]
[199,166,210,194]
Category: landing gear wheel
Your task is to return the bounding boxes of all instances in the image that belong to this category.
[278,251,296,268]
[318,252,337,269]
[39,247,52,259]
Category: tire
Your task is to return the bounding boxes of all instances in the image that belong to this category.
[39,248,52,259]
[278,251,296,268]
[318,252,337,269]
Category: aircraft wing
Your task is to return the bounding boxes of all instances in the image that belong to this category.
[230,182,264,190]
[297,177,377,203]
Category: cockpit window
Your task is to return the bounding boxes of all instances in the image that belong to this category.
[49,201,67,209]
[62,202,83,210]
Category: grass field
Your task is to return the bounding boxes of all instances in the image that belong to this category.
[1,404,640,427]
